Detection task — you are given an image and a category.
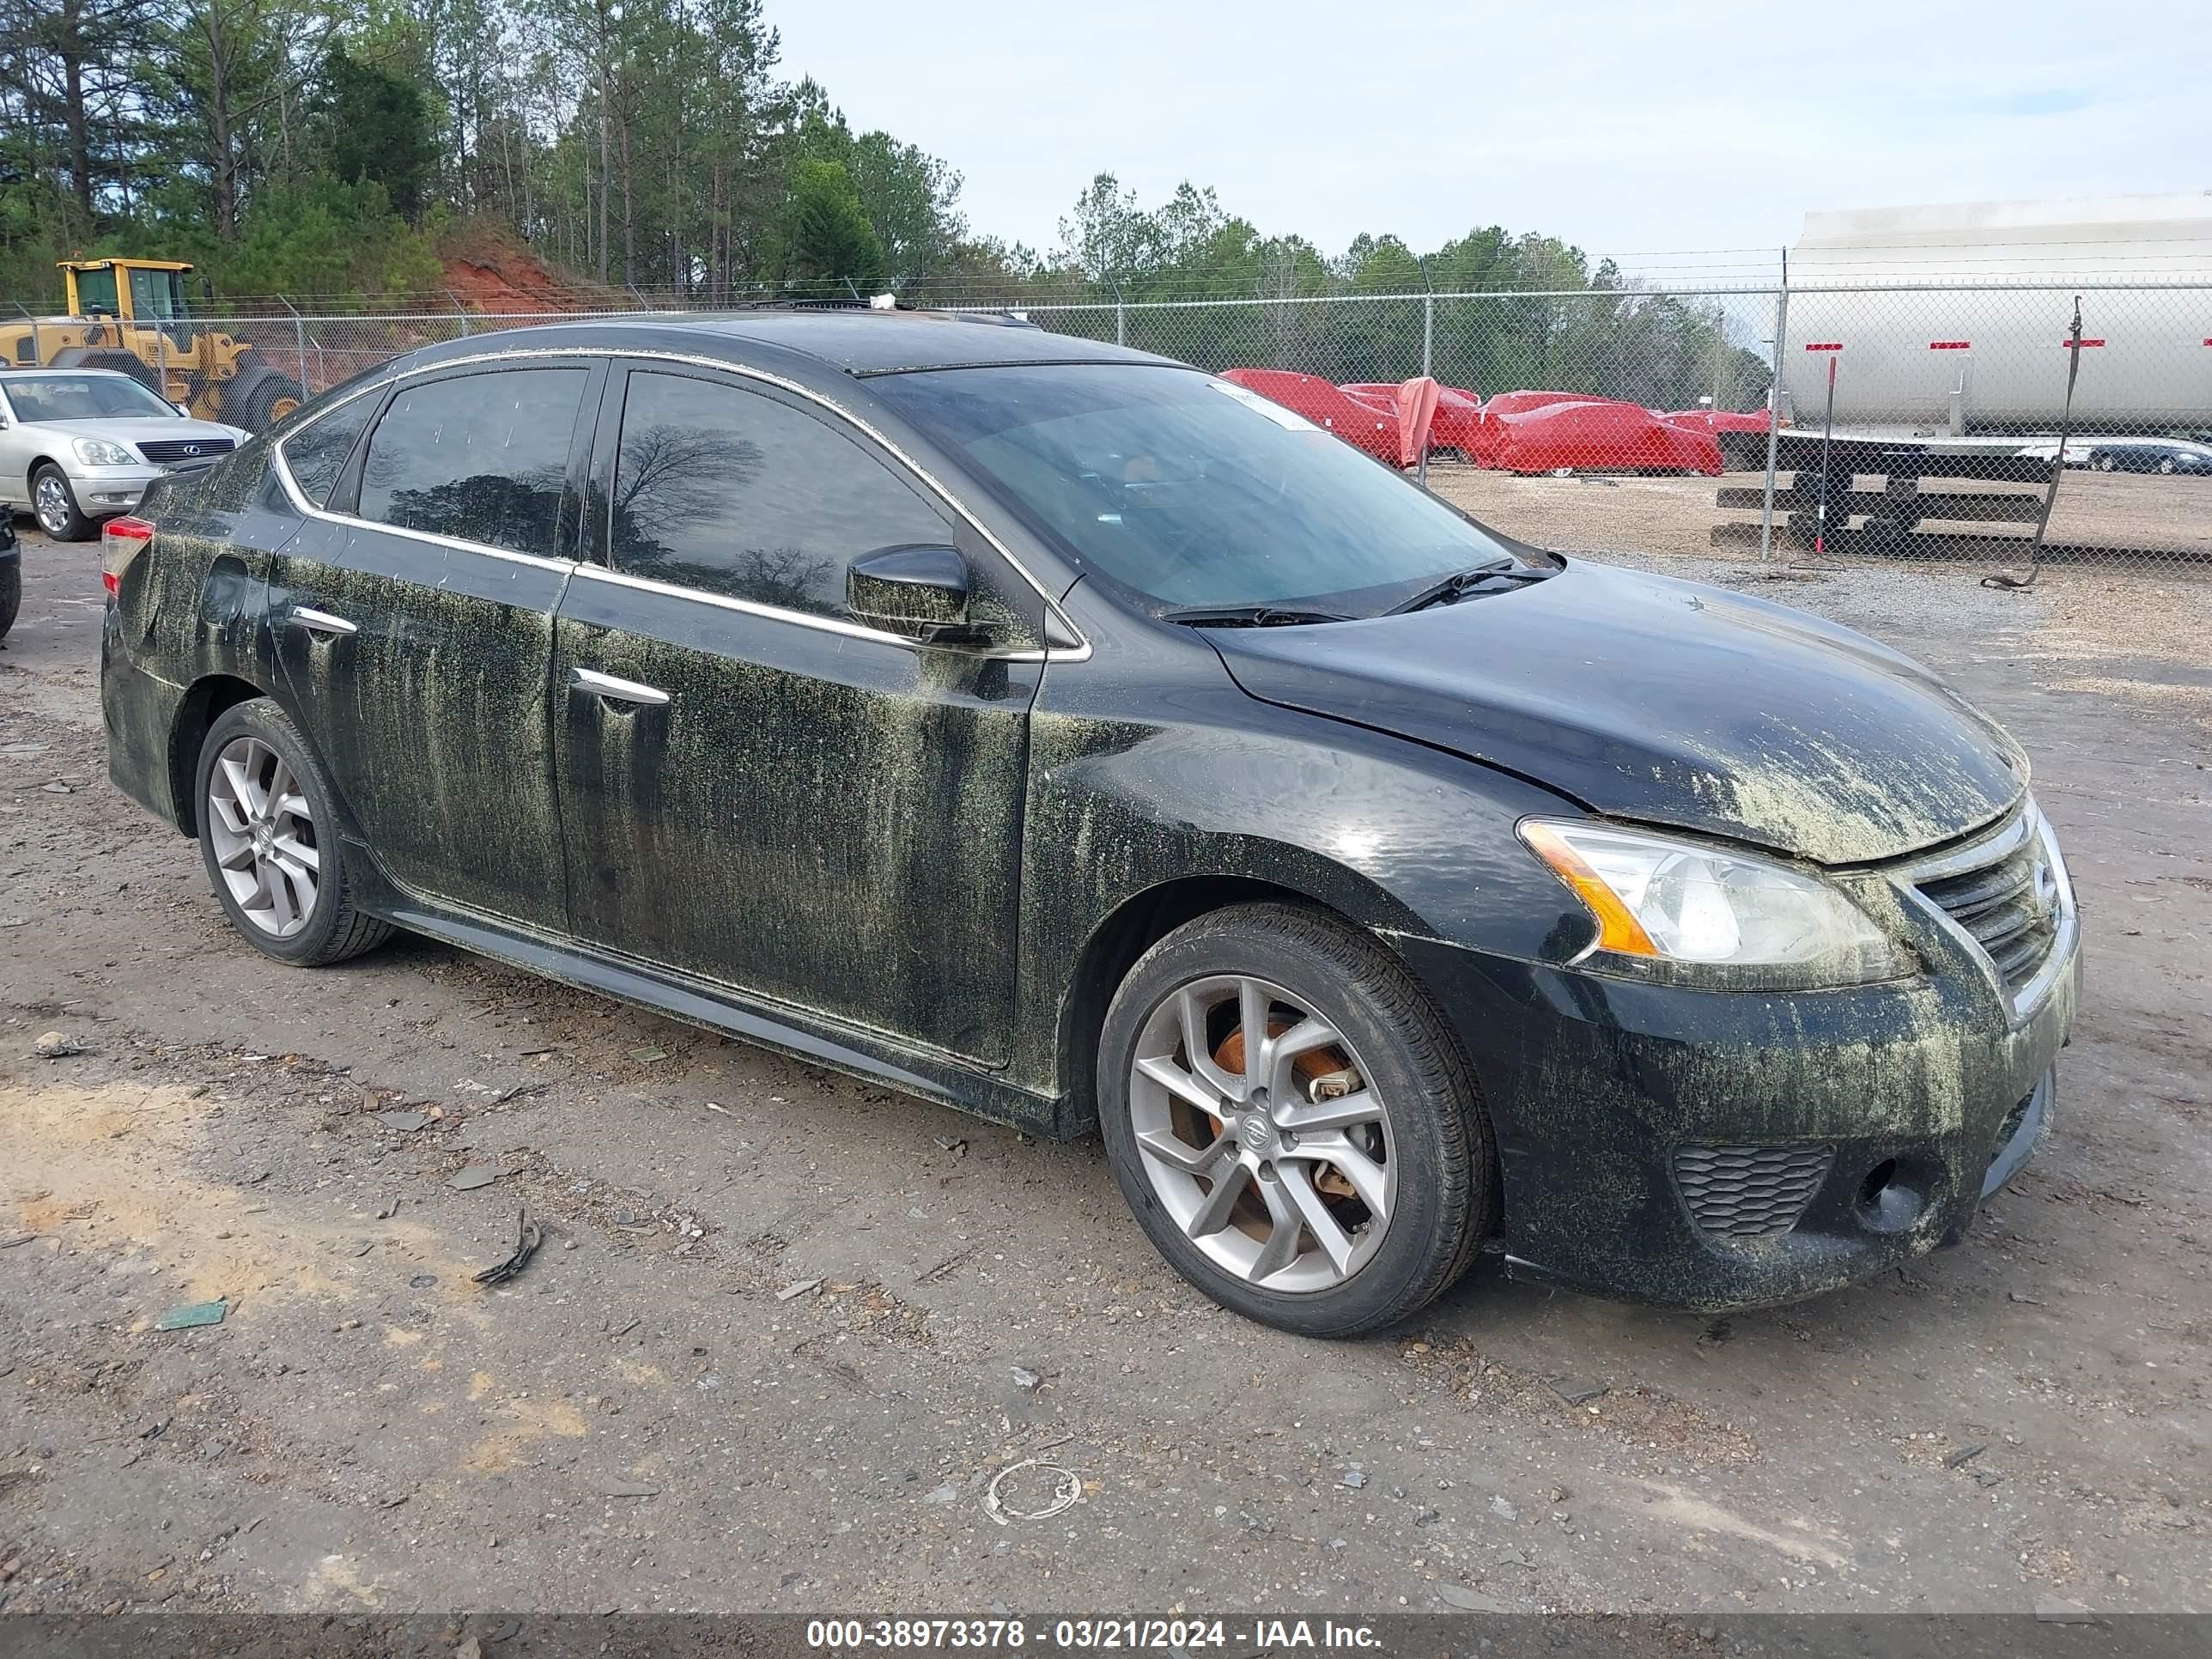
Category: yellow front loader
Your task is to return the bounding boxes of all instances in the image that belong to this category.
[3,259,307,431]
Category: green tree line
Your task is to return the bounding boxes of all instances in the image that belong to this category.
[0,0,981,306]
[1,2,1767,406]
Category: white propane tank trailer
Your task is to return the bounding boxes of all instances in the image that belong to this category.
[1724,192,2212,549]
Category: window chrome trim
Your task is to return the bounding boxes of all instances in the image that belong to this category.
[567,562,1051,660]
[266,343,1090,659]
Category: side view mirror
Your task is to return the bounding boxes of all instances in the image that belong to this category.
[847,545,976,641]
[172,401,191,417]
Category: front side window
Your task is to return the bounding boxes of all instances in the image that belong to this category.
[280,393,379,507]
[357,368,587,557]
[872,363,1528,617]
[72,267,119,316]
[609,370,951,617]
[0,373,178,422]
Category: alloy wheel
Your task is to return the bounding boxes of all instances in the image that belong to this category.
[205,735,320,938]
[34,474,74,537]
[1127,974,1395,1292]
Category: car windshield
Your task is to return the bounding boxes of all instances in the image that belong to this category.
[872,362,1536,617]
[3,374,178,422]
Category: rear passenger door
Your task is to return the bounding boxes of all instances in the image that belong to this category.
[550,362,1042,1064]
[268,358,599,932]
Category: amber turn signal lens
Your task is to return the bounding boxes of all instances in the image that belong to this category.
[1519,819,1662,958]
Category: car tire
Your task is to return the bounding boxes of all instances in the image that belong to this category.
[31,464,94,541]
[0,556,19,641]
[2158,458,2175,475]
[195,699,393,967]
[1097,902,1496,1337]
[2097,456,2117,472]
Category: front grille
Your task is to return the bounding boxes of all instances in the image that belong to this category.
[1915,828,2062,995]
[137,437,234,466]
[1674,1145,1832,1237]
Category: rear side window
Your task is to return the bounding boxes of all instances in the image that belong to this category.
[280,395,377,508]
[609,370,949,617]
[358,368,587,556]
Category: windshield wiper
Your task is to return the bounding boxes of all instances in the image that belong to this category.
[1385,556,1556,615]
[1159,604,1355,628]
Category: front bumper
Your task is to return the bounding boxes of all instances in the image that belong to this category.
[62,465,169,516]
[1400,877,2081,1311]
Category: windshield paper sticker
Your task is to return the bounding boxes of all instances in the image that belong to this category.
[1209,379,1323,432]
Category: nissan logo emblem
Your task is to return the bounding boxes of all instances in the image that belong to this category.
[2032,860,2059,915]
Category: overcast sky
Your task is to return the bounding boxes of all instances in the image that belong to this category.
[769,1,2208,275]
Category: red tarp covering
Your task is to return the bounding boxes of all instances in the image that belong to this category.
[1224,374,1721,473]
[1343,382,1492,464]
[1392,377,1440,467]
[1489,398,1723,476]
[1483,388,1642,418]
[1220,368,1400,462]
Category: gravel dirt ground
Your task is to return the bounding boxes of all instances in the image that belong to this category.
[1,514,2208,1620]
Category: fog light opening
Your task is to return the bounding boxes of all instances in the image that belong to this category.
[1856,1156,1928,1232]
[1857,1158,1899,1210]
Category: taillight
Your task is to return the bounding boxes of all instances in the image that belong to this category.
[101,515,155,597]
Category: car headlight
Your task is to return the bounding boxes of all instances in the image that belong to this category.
[1520,818,1911,988]
[73,437,137,467]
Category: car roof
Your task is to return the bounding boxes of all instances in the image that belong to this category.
[0,366,137,377]
[655,310,1182,376]
[408,309,1185,385]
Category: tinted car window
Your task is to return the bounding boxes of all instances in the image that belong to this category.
[280,395,378,508]
[358,368,587,556]
[872,363,1525,615]
[610,371,948,617]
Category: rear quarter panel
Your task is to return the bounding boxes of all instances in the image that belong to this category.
[101,447,296,826]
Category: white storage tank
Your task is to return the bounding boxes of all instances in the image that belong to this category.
[1782,194,2212,433]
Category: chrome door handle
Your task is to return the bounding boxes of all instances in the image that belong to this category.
[570,666,671,708]
[289,605,357,637]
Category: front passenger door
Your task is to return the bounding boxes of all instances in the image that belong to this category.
[552,364,1041,1064]
[268,361,598,931]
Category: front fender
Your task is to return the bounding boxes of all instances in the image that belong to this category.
[1011,657,1590,1102]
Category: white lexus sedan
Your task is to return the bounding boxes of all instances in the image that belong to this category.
[0,368,251,540]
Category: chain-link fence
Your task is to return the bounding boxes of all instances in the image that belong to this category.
[13,281,2209,572]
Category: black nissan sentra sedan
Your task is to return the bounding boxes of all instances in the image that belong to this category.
[100,311,2080,1336]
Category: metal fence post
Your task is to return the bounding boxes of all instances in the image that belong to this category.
[1421,291,1433,380]
[448,291,471,337]
[279,296,308,396]
[1758,251,1790,563]
[1115,288,1126,348]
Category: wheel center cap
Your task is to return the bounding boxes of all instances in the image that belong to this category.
[252,823,276,856]
[1240,1112,1278,1155]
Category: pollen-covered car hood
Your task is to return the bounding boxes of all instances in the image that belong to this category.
[1208,559,2026,865]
